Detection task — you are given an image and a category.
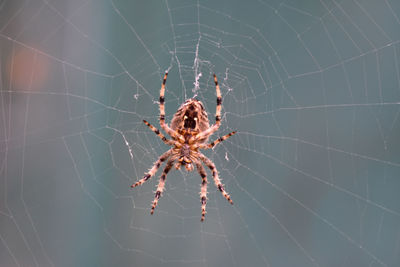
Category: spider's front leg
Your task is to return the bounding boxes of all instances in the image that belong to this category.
[131,150,172,188]
[199,153,233,205]
[151,159,174,214]
[195,162,208,221]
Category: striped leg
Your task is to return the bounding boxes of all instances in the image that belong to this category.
[143,120,175,145]
[131,150,172,188]
[196,162,208,221]
[199,153,233,204]
[151,159,174,214]
[214,73,222,123]
[197,131,237,149]
[195,74,223,141]
[159,72,183,142]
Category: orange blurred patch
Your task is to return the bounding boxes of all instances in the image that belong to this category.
[7,47,49,91]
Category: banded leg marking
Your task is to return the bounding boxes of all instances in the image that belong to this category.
[214,73,222,123]
[159,72,183,141]
[151,160,174,214]
[199,153,233,204]
[143,120,174,145]
[131,150,171,188]
[197,131,237,149]
[195,74,223,141]
[159,72,168,121]
[196,163,208,221]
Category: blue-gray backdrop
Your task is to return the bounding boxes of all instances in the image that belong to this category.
[1,0,400,266]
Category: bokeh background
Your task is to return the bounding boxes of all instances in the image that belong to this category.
[1,0,400,266]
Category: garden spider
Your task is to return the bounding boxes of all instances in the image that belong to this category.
[131,72,236,221]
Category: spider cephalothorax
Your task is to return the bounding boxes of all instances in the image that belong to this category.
[131,72,236,221]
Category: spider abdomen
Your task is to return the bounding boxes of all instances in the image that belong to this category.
[170,99,210,134]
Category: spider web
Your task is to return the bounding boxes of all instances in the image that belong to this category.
[1,0,400,266]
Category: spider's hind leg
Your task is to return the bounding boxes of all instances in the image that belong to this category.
[159,72,183,142]
[193,74,223,141]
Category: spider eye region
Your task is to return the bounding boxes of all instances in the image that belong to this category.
[183,109,198,129]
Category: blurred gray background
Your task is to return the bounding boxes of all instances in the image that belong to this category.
[1,0,400,266]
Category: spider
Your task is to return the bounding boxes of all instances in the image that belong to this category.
[131,72,236,221]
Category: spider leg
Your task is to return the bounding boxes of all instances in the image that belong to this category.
[197,131,237,149]
[198,153,233,204]
[194,74,223,141]
[195,161,208,221]
[143,120,176,146]
[131,149,172,188]
[151,159,174,214]
[159,72,184,142]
